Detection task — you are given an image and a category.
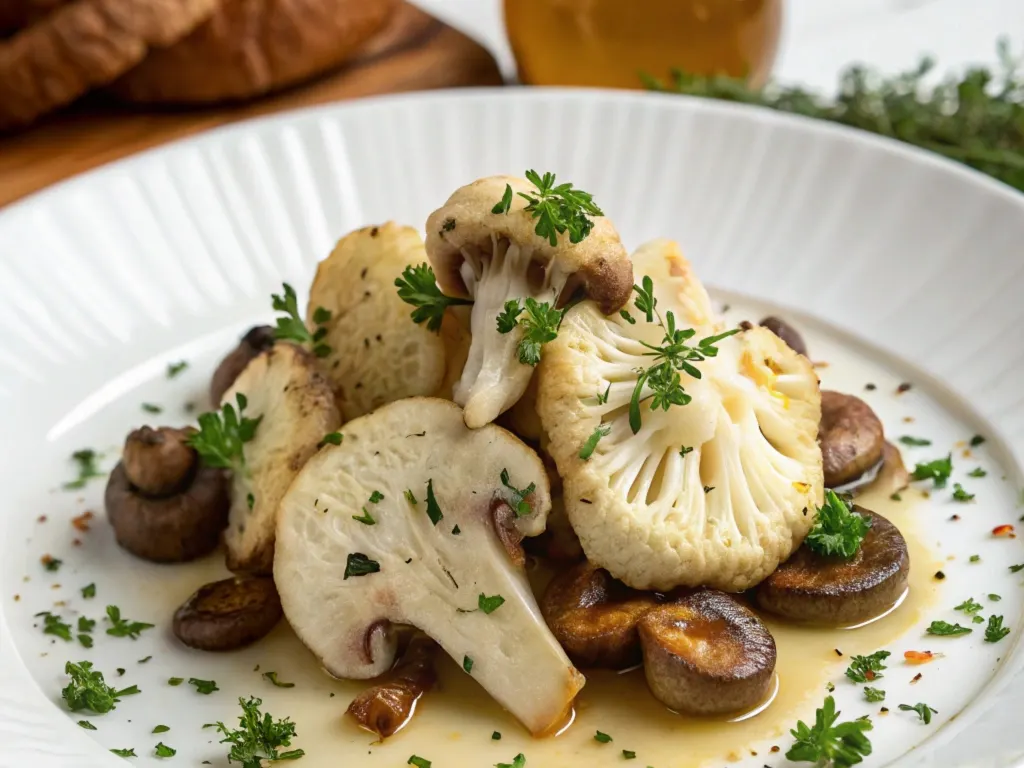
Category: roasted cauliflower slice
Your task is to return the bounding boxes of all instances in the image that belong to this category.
[538,241,823,592]
[308,223,453,420]
[274,397,584,736]
[424,174,632,428]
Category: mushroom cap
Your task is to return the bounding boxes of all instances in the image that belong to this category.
[537,241,823,591]
[223,342,341,574]
[308,223,449,421]
[274,397,584,736]
[105,461,228,563]
[172,575,282,652]
[819,390,885,487]
[425,175,632,314]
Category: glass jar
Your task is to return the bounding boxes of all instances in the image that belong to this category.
[504,0,782,89]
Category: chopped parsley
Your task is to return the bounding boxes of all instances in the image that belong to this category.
[478,593,505,614]
[368,490,384,503]
[970,554,981,562]
[786,696,873,767]
[679,445,693,457]
[214,696,304,767]
[500,469,535,517]
[166,361,188,378]
[579,423,611,460]
[968,467,988,478]
[395,263,473,333]
[141,403,162,414]
[970,434,986,447]
[622,750,637,759]
[271,283,330,357]
[954,598,983,615]
[105,605,154,640]
[38,611,72,642]
[152,725,170,734]
[492,731,502,740]
[985,615,1010,643]
[495,754,526,768]
[42,556,62,572]
[424,479,443,526]
[351,508,376,525]
[898,702,937,724]
[951,483,975,502]
[262,672,295,688]
[62,661,140,713]
[63,449,104,490]
[496,299,523,333]
[188,678,219,695]
[188,393,262,474]
[926,620,972,636]
[463,656,474,674]
[81,583,96,599]
[168,678,184,686]
[619,309,636,324]
[596,382,612,404]
[491,183,514,215]
[910,454,953,488]
[404,489,417,505]
[452,525,461,535]
[319,432,343,448]
[154,743,176,757]
[898,436,931,446]
[594,731,612,743]
[864,687,885,703]
[78,720,97,730]
[845,651,890,683]
[408,758,431,768]
[344,553,380,579]
[989,593,1002,601]
[502,298,564,366]
[805,491,872,559]
[110,748,137,757]
[1010,564,1024,573]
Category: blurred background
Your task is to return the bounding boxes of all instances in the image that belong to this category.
[1,0,1021,206]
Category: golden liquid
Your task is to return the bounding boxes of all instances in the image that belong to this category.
[504,0,783,89]
[146,486,935,767]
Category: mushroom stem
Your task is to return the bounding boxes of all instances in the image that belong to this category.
[122,426,197,497]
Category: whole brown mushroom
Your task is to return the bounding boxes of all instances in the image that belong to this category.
[105,426,228,563]
[210,325,275,406]
[173,575,282,651]
[759,315,808,357]
[819,390,885,487]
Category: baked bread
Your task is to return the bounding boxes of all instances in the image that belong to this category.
[0,0,218,130]
[110,0,397,104]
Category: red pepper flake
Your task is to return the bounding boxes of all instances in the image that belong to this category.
[993,524,1016,538]
[71,511,94,532]
[904,650,935,664]
[864,669,876,681]
[897,382,913,394]
[37,515,47,523]
[72,539,82,547]
[911,672,923,684]
[770,746,780,754]
[950,514,961,521]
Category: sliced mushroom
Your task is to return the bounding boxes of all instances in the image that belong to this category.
[639,590,776,716]
[346,633,438,738]
[223,342,341,574]
[754,508,909,625]
[541,561,658,668]
[759,316,807,357]
[172,575,282,651]
[210,325,275,406]
[105,426,228,562]
[820,391,885,487]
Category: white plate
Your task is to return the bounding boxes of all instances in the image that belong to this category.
[0,89,1022,768]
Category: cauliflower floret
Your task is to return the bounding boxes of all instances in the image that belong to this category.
[537,241,823,591]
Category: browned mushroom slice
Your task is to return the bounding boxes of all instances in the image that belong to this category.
[639,590,776,716]
[346,633,439,738]
[173,576,282,651]
[210,325,275,406]
[755,508,909,626]
[841,441,910,498]
[820,391,885,487]
[760,316,808,357]
[105,426,228,563]
[541,561,659,668]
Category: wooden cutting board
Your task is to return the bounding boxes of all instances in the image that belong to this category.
[0,3,503,208]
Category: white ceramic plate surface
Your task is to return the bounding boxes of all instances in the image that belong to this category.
[0,89,1022,768]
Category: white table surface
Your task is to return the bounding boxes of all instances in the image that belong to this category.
[412,0,1023,93]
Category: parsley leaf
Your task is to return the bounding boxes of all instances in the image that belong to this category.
[910,454,953,488]
[262,672,295,688]
[319,432,343,448]
[492,731,502,740]
[500,469,536,517]
[926,620,972,636]
[622,750,636,760]
[845,651,890,683]
[214,696,304,767]
[154,743,176,757]
[110,748,136,757]
[463,655,473,674]
[38,611,72,642]
[514,298,563,366]
[786,696,873,767]
[188,393,262,474]
[970,434,986,447]
[864,687,885,703]
[594,731,612,743]
[495,754,526,768]
[968,467,988,478]
[78,720,97,730]
[491,183,514,215]
[42,556,62,572]
[104,605,154,640]
[63,449,104,490]
[404,489,417,505]
[898,702,937,724]
[424,479,443,526]
[62,661,139,714]
[496,299,524,334]
[579,423,611,460]
[951,483,975,502]
[152,725,170,734]
[898,436,932,446]
[985,615,1010,643]
[478,593,505,614]
[270,283,330,357]
[805,491,872,559]
[954,598,983,615]
[81,583,96,599]
[188,678,219,695]
[166,361,188,378]
[351,508,376,525]
[514,170,603,246]
[395,263,473,333]
[344,553,380,579]
[168,678,184,686]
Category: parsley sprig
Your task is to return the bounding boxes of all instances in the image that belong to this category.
[910,454,953,488]
[805,491,872,559]
[395,263,473,333]
[845,651,890,683]
[627,277,738,433]
[188,393,262,474]
[214,696,304,768]
[787,696,872,767]
[63,449,104,490]
[271,283,331,357]
[105,605,154,640]
[493,170,603,246]
[496,297,563,366]
[62,661,140,714]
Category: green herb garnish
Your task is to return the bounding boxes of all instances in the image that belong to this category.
[786,696,872,767]
[463,655,474,674]
[319,432,343,448]
[898,703,937,724]
[62,661,139,714]
[404,489,417,505]
[408,758,431,768]
[154,743,176,757]
[496,299,523,333]
[478,593,505,614]
[492,731,502,740]
[495,754,526,768]
[214,696,304,767]
[955,598,983,614]
[270,283,330,357]
[344,553,380,580]
[424,479,443,526]
[395,263,473,333]
[898,436,931,447]
[81,583,96,599]
[805,491,872,559]
[926,620,972,636]
[968,467,987,478]
[622,750,637,759]
[864,688,885,703]
[579,423,611,460]
[910,454,953,488]
[152,725,170,734]
[64,449,104,490]
[970,434,987,447]
[495,170,603,246]
[78,720,97,730]
[110,748,137,757]
[188,678,219,695]
[105,605,154,640]
[352,508,376,525]
[951,483,975,502]
[845,651,890,683]
[594,731,612,743]
[168,678,183,686]
[262,672,295,688]
[166,361,188,378]
[38,612,72,642]
[188,393,262,474]
[500,469,535,517]
[985,615,1010,643]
